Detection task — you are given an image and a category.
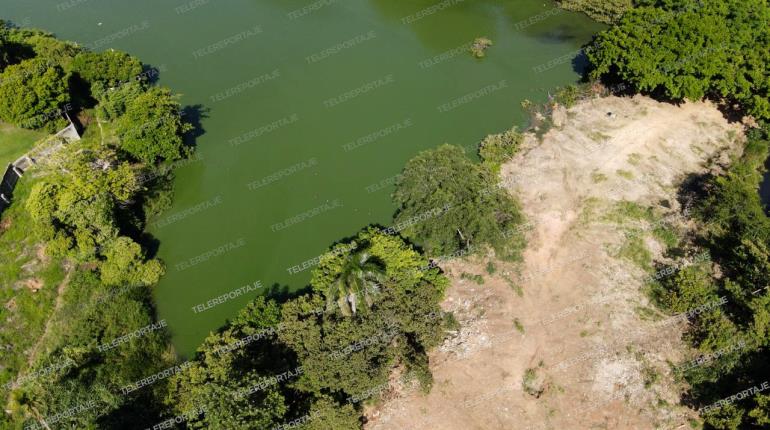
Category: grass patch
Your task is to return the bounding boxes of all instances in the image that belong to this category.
[513,318,525,334]
[485,261,497,275]
[504,275,524,297]
[522,367,545,398]
[591,171,608,183]
[617,235,652,270]
[616,169,634,180]
[604,201,681,253]
[642,363,660,388]
[652,224,679,249]
[588,130,612,142]
[460,272,484,285]
[578,196,602,225]
[634,305,662,321]
[603,200,653,224]
[0,176,65,394]
[0,122,46,168]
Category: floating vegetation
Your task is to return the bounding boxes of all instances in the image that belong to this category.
[470,37,493,58]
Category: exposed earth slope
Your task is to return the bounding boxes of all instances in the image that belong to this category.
[368,95,743,430]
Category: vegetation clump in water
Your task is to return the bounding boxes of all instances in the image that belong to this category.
[470,37,493,58]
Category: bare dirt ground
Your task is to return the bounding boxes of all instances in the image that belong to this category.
[366,95,743,430]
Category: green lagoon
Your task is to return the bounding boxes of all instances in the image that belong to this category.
[3,0,603,355]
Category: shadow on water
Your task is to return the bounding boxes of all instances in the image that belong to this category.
[571,50,590,75]
[182,104,209,149]
[264,282,313,303]
[534,24,581,44]
[142,63,163,85]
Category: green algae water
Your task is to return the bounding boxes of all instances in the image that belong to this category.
[3,0,604,356]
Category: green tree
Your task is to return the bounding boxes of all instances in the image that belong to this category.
[72,50,142,87]
[93,80,145,121]
[653,124,770,429]
[8,27,81,67]
[25,147,145,260]
[281,229,450,395]
[116,87,192,163]
[703,403,744,430]
[325,244,386,316]
[167,298,289,430]
[100,237,164,287]
[0,58,69,130]
[297,396,361,430]
[587,0,770,119]
[749,394,770,426]
[393,144,526,259]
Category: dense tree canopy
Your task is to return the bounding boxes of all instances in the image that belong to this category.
[8,271,174,429]
[0,58,69,130]
[6,27,80,67]
[93,80,146,121]
[169,229,452,429]
[393,144,526,259]
[116,87,192,163]
[287,229,450,394]
[0,23,194,430]
[25,146,165,287]
[100,237,164,287]
[587,0,770,119]
[167,298,290,429]
[653,124,770,429]
[71,50,142,87]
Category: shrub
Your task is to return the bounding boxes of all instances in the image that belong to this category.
[478,127,523,172]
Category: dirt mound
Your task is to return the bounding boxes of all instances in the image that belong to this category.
[366,95,742,430]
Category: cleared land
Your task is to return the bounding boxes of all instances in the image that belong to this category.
[366,95,743,430]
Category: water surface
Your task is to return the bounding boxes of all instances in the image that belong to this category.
[3,0,604,355]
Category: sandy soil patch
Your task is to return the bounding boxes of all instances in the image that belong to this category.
[366,95,742,430]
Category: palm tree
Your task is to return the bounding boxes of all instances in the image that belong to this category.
[327,248,387,316]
